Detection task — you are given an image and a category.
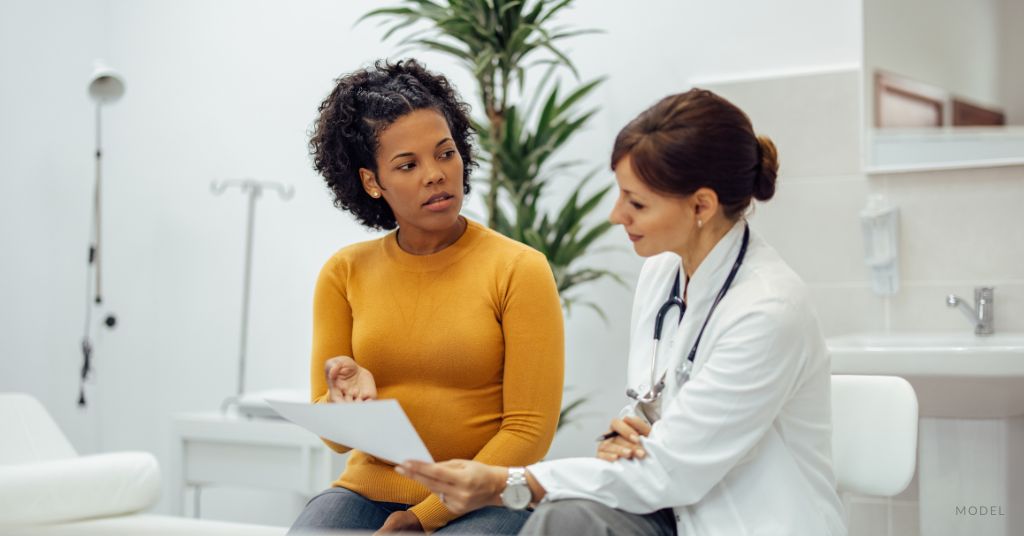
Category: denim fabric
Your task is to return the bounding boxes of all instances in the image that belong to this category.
[289,487,530,535]
[436,506,530,535]
[289,487,408,534]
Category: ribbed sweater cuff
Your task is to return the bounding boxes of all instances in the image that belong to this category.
[409,495,455,533]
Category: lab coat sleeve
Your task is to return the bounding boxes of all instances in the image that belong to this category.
[530,295,808,513]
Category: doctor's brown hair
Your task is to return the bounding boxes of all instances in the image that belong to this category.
[610,88,779,219]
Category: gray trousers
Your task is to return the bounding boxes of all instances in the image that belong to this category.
[521,499,677,536]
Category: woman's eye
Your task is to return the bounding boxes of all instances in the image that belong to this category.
[439,150,456,160]
[630,201,645,210]
[397,162,416,171]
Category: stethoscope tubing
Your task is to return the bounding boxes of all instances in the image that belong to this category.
[632,223,751,405]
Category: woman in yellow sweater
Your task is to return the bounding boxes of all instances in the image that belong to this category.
[288,59,564,535]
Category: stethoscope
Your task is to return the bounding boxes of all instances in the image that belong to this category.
[627,223,751,407]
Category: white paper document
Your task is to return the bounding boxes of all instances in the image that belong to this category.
[266,399,434,464]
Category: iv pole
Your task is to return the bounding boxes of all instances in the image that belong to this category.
[211,179,293,411]
[80,61,125,407]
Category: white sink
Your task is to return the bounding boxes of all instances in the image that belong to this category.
[830,332,1024,535]
[827,332,1024,418]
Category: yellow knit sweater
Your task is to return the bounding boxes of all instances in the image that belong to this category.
[310,219,564,531]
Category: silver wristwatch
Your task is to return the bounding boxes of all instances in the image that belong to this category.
[499,467,531,510]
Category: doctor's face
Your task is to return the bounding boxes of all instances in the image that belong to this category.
[609,154,697,257]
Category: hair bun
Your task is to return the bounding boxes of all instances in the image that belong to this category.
[753,135,778,201]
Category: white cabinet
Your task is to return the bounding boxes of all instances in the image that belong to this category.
[169,412,348,519]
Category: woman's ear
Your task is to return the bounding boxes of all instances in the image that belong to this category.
[692,187,720,221]
[360,168,381,198]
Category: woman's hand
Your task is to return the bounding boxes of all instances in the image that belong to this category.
[396,460,506,515]
[324,355,377,402]
[373,510,423,534]
[596,416,652,462]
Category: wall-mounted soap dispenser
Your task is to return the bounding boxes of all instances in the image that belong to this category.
[860,194,900,295]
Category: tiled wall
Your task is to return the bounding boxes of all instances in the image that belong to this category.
[704,68,1024,536]
[871,166,1024,334]
[917,417,1021,535]
[704,68,1024,337]
[702,68,885,338]
[846,478,921,536]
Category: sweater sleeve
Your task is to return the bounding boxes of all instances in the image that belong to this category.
[309,255,353,454]
[409,249,565,531]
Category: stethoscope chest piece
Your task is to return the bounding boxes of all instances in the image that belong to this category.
[675,360,693,385]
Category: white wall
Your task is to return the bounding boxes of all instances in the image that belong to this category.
[0,0,106,454]
[999,0,1024,124]
[0,0,863,526]
[865,0,1003,109]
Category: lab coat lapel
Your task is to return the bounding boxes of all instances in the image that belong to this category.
[661,220,749,401]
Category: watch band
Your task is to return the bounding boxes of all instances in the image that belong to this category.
[500,466,531,510]
[507,466,527,486]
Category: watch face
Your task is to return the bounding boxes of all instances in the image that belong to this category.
[502,484,531,509]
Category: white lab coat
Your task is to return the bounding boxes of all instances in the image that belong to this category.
[530,221,847,535]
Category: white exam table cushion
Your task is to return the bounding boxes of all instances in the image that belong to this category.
[1,514,288,535]
[0,393,78,464]
[0,451,160,526]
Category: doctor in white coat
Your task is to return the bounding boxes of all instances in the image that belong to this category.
[397,88,847,536]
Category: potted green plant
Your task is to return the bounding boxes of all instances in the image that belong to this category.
[362,0,620,428]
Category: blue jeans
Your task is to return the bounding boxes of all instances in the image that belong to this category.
[289,487,530,535]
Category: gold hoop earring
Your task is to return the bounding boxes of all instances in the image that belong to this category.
[370,191,380,198]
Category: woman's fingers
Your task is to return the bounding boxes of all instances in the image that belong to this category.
[613,436,646,458]
[324,355,377,403]
[401,467,450,492]
[597,438,645,460]
[609,418,643,442]
[325,357,350,402]
[595,418,649,460]
[323,356,340,379]
[396,461,460,508]
[400,460,461,485]
[359,381,378,401]
[327,356,357,380]
[623,415,652,436]
[325,356,352,382]
[611,435,643,451]
[397,460,493,515]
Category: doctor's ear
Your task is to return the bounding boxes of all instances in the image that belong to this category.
[359,168,382,198]
[691,187,720,220]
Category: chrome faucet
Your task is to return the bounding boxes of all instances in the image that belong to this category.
[946,287,995,336]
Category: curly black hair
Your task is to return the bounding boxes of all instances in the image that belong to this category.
[309,59,476,230]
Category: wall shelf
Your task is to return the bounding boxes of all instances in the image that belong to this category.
[867,126,1024,174]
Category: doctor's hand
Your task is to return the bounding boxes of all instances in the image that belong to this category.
[324,355,377,402]
[396,460,507,515]
[596,416,652,462]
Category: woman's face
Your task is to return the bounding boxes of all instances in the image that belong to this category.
[361,108,464,234]
[608,154,697,257]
